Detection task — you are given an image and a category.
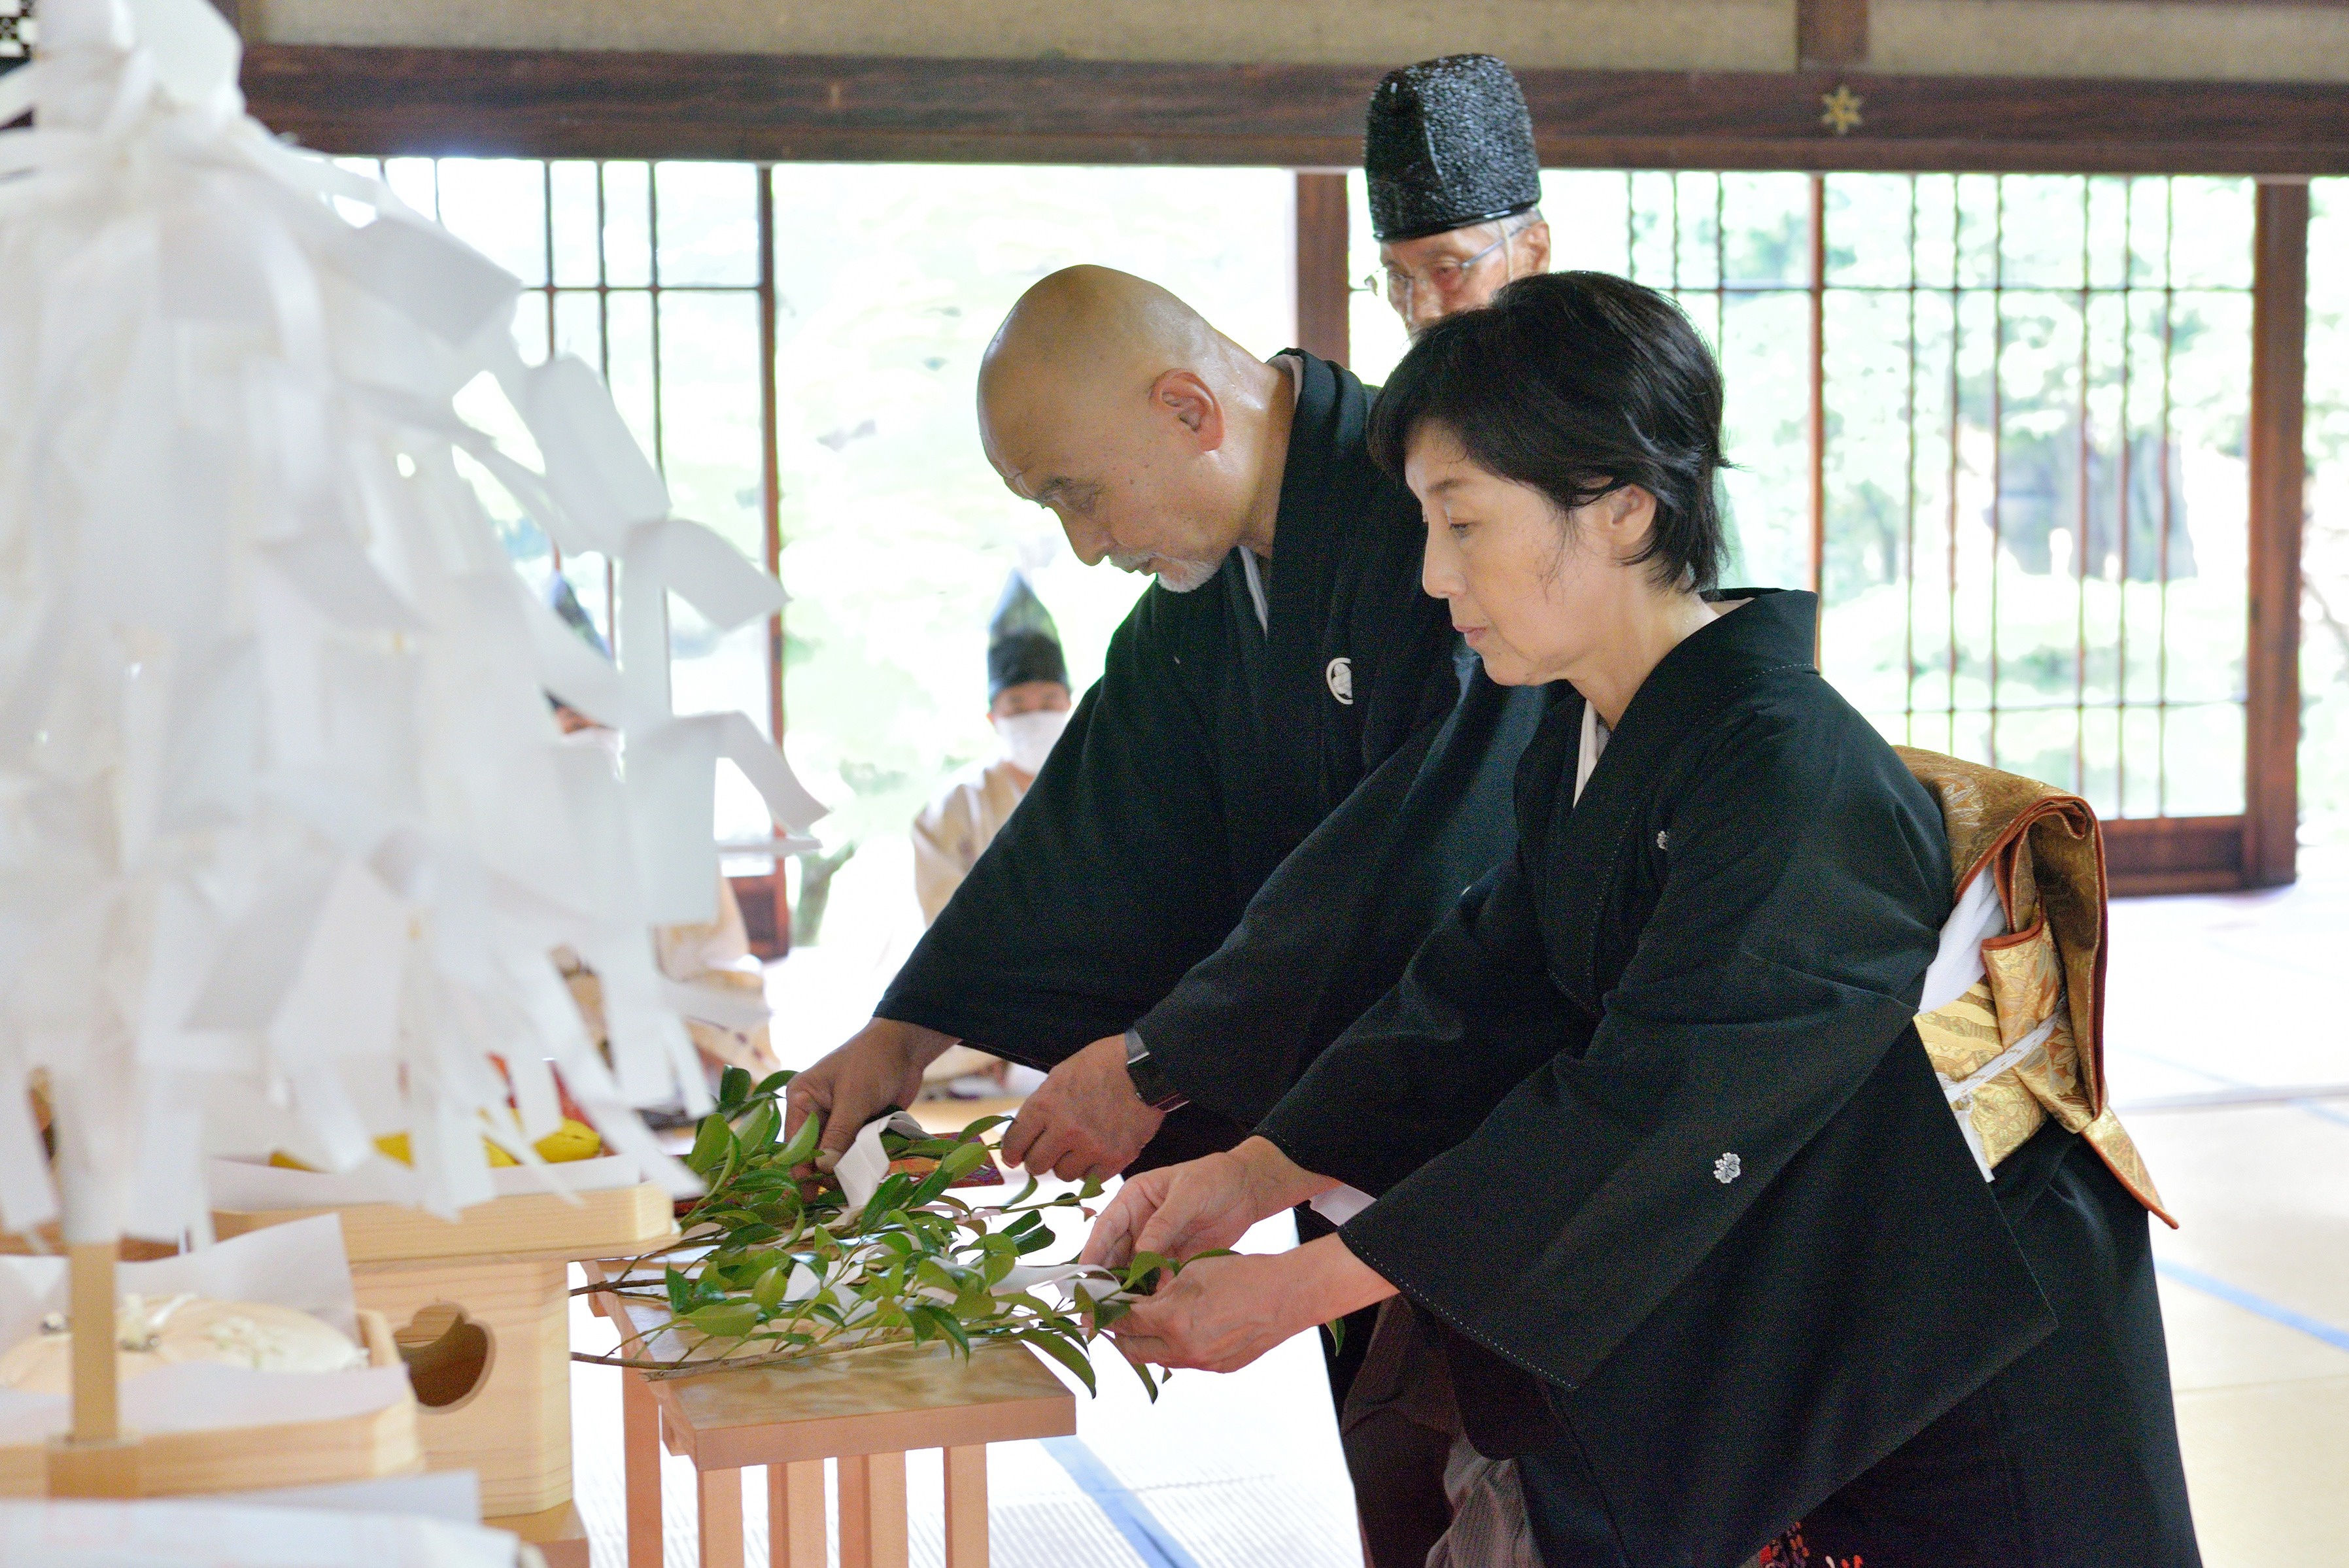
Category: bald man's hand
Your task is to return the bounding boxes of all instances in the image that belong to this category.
[999,1034,1165,1182]
[784,1019,956,1170]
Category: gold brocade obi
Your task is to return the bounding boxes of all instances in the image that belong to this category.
[1896,749,2173,1227]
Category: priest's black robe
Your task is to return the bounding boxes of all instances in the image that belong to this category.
[1259,588,2197,1568]
[875,350,1543,1155]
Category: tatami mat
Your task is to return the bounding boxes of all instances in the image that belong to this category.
[2111,846,2349,1568]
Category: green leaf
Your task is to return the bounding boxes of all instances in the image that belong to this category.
[1001,1212,1041,1237]
[774,1110,823,1170]
[912,1303,972,1355]
[863,1172,912,1217]
[1323,1316,1346,1357]
[1076,1176,1106,1202]
[1016,1329,1097,1395]
[664,1267,693,1316]
[938,1140,991,1183]
[733,1101,781,1155]
[684,1301,761,1339]
[957,1114,1012,1140]
[751,1265,791,1309]
[753,1069,794,1099]
[902,1164,956,1210]
[913,1257,962,1296]
[684,1114,735,1176]
[1014,1228,1057,1255]
[717,1066,753,1108]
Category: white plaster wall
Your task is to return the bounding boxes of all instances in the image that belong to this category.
[1872,1,2349,84]
[249,0,1800,71]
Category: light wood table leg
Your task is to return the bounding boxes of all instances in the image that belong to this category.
[943,1445,988,1568]
[837,1451,910,1568]
[623,1371,662,1568]
[699,1466,746,1568]
[767,1460,827,1568]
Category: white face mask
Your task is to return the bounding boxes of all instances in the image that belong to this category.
[994,706,1071,775]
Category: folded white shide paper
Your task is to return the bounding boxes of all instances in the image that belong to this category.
[0,0,827,1239]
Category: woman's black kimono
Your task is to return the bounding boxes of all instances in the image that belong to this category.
[1260,589,2197,1568]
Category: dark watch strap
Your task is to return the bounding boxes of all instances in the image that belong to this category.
[1122,1029,1190,1112]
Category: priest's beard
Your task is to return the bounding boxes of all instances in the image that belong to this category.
[1110,549,1222,594]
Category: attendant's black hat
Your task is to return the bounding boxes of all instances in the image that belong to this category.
[1364,54,1542,243]
[987,571,1067,700]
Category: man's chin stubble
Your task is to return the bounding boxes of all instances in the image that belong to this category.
[1142,557,1222,594]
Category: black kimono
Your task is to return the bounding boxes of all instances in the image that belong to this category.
[876,350,1543,1146]
[1260,590,2197,1568]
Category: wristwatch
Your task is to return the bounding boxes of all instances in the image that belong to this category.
[1122,1029,1190,1112]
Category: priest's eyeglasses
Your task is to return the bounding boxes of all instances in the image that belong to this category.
[1360,230,1513,315]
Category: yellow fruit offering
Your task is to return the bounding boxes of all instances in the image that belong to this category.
[532,1118,602,1163]
[267,1118,600,1172]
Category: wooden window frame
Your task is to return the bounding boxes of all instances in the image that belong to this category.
[238,47,2326,894]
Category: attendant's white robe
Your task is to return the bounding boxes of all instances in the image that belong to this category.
[910,757,1032,1083]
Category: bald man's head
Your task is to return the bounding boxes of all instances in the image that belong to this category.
[980,266,1291,592]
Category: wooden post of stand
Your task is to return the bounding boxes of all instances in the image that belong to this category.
[46,1240,141,1497]
[69,1242,116,1444]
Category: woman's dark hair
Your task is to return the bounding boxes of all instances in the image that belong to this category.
[1368,271,1730,591]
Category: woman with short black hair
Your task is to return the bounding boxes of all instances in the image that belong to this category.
[1084,272,2197,1567]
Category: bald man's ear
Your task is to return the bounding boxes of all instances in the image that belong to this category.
[1150,370,1226,452]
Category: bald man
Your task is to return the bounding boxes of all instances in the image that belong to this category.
[787,267,1532,1182]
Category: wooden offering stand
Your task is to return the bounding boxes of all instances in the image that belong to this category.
[0,1240,417,1499]
[216,1180,676,1567]
[581,1257,1076,1568]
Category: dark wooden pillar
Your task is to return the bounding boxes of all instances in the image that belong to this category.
[2246,180,2309,888]
[1294,171,1350,367]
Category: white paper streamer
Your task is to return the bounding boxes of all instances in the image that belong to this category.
[0,0,827,1236]
[834,1112,931,1213]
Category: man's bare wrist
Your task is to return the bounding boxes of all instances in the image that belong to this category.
[1293,1233,1397,1321]
[870,1017,959,1070]
[1232,1135,1336,1217]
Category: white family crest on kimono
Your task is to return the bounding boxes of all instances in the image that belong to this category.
[0,0,824,1240]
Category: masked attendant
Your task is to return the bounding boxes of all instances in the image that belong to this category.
[1084,273,2198,1568]
[909,571,1074,1095]
[911,570,1074,925]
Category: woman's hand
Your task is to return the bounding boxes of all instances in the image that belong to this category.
[1103,1236,1397,1374]
[1080,1136,1333,1271]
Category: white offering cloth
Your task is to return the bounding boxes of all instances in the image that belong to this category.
[0,0,825,1240]
[0,1498,523,1567]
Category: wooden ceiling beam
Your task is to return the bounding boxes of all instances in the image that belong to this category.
[237,46,2349,177]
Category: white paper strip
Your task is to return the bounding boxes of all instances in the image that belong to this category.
[1308,1185,1375,1226]
[834,1112,931,1212]
[0,0,827,1234]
